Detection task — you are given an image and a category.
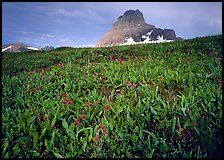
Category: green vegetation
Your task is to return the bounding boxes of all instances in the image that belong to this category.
[2,35,222,158]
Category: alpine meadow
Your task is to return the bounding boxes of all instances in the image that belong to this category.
[2,35,222,158]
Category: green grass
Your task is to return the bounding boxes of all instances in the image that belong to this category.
[2,35,222,158]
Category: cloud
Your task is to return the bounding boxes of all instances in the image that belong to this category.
[42,33,56,38]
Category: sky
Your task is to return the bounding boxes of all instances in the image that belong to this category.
[2,2,222,48]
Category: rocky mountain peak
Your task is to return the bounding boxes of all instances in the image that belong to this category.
[112,9,146,30]
[96,9,182,47]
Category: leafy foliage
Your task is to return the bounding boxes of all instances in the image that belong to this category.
[2,35,222,158]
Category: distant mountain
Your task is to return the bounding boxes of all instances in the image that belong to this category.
[2,43,41,52]
[96,9,183,47]
[41,46,55,51]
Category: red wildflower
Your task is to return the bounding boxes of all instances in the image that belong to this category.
[193,121,197,127]
[31,109,35,113]
[24,91,27,95]
[86,102,93,107]
[96,129,99,133]
[118,58,123,64]
[29,89,32,93]
[43,115,48,120]
[29,72,32,76]
[44,74,47,77]
[57,92,61,96]
[34,87,39,91]
[103,130,107,135]
[105,105,110,111]
[166,99,170,103]
[40,73,42,77]
[96,102,100,106]
[172,103,176,107]
[52,125,55,129]
[36,113,40,117]
[66,99,73,104]
[63,94,67,98]
[82,114,86,120]
[62,99,73,105]
[159,76,163,79]
[218,80,222,85]
[126,80,129,84]
[94,135,99,141]
[77,118,80,122]
[187,58,191,61]
[107,99,111,103]
[74,121,79,125]
[130,83,135,87]
[100,124,105,130]
[173,95,177,99]
[115,89,121,94]
[86,108,89,111]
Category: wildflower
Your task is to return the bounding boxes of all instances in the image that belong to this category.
[125,80,129,84]
[43,115,48,120]
[62,99,73,105]
[63,94,67,98]
[66,99,73,105]
[96,102,100,106]
[193,121,197,127]
[52,125,55,129]
[24,91,27,95]
[34,87,39,91]
[118,58,123,64]
[100,124,105,130]
[82,114,86,120]
[159,76,163,79]
[29,72,32,76]
[29,89,32,93]
[173,95,177,99]
[107,99,111,103]
[187,58,191,61]
[40,73,42,77]
[74,121,79,125]
[86,102,93,107]
[96,129,99,133]
[130,83,135,87]
[44,74,47,77]
[115,89,120,94]
[86,108,89,111]
[218,80,222,85]
[77,118,80,122]
[57,92,61,96]
[94,135,99,141]
[36,113,40,117]
[172,103,176,107]
[105,105,110,111]
[166,99,170,103]
[31,109,35,113]
[103,130,108,135]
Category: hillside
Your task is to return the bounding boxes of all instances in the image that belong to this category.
[2,35,222,158]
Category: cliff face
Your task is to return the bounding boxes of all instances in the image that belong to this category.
[96,9,182,47]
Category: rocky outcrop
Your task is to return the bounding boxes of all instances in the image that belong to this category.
[96,9,182,47]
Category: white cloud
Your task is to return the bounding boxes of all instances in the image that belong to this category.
[42,33,56,38]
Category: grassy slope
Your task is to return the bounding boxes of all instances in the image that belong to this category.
[2,35,222,158]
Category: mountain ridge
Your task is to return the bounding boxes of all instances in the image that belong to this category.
[96,9,182,47]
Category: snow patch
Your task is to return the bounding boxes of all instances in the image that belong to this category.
[120,37,137,45]
[120,33,173,46]
[27,46,41,50]
[2,45,12,52]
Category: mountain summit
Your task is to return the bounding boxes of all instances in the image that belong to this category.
[96,9,182,47]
